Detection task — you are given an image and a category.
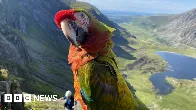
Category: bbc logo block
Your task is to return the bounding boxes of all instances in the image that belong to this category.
[3,94,57,102]
[4,94,23,102]
[23,94,31,102]
[14,94,22,102]
[4,94,12,102]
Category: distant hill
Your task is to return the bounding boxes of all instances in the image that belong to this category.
[109,15,175,29]
[102,10,155,17]
[104,8,196,48]
[107,14,175,44]
[157,8,196,47]
[0,0,135,95]
[107,9,196,48]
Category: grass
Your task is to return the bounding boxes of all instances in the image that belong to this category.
[25,100,64,110]
[119,23,156,43]
[0,69,9,81]
[158,77,196,110]
[127,71,156,106]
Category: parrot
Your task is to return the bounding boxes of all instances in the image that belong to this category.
[54,9,148,110]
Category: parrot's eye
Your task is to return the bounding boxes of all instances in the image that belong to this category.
[81,13,84,17]
[69,21,78,30]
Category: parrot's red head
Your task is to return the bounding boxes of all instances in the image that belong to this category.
[55,9,90,48]
[54,9,114,51]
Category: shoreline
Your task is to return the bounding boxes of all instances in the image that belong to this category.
[156,51,196,59]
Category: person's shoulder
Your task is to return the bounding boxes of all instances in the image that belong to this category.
[64,96,67,99]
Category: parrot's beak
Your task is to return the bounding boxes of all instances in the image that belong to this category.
[61,19,88,48]
[61,19,80,48]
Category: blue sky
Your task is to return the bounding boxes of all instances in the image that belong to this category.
[77,0,196,14]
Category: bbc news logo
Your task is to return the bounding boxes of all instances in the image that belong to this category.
[3,94,58,102]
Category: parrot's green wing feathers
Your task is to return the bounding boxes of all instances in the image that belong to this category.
[78,60,119,110]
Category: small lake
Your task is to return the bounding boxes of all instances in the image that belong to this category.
[149,51,196,95]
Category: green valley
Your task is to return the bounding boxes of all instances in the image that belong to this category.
[110,15,196,110]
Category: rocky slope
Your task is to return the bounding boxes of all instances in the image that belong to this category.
[157,8,196,47]
[0,0,75,96]
[0,0,135,95]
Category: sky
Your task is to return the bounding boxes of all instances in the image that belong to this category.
[77,0,196,14]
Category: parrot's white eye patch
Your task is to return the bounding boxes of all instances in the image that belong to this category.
[74,12,89,32]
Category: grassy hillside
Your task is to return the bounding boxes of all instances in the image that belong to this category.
[110,15,174,29]
[111,15,174,44]
[116,34,196,109]
[125,70,196,110]
[109,14,196,110]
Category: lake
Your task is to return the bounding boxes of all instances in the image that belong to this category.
[149,51,196,95]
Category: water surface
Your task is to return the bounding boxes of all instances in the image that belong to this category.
[150,52,196,95]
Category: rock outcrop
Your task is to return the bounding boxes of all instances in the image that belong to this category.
[157,8,196,47]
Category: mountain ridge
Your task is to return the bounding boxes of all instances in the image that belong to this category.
[157,8,196,47]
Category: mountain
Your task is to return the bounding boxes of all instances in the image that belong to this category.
[104,8,196,48]
[107,14,175,44]
[157,8,196,47]
[0,0,74,95]
[109,15,175,29]
[102,10,155,17]
[0,0,135,95]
